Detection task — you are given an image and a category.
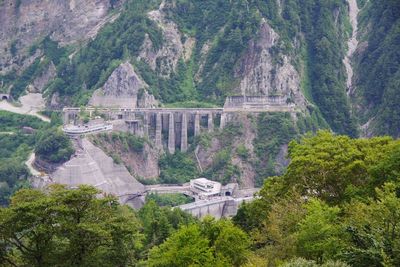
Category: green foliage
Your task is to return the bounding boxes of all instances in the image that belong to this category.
[0,111,48,205]
[146,224,215,267]
[159,151,198,184]
[138,200,195,248]
[203,148,240,185]
[234,131,400,266]
[10,40,18,57]
[103,132,146,153]
[146,193,193,207]
[356,0,400,136]
[0,185,143,267]
[198,123,243,185]
[50,0,163,103]
[303,1,357,136]
[35,128,74,164]
[146,218,250,266]
[0,71,16,93]
[0,151,30,206]
[282,258,350,267]
[163,100,218,108]
[236,144,249,160]
[28,36,69,66]
[10,58,50,99]
[254,112,297,186]
[0,110,47,132]
[296,199,344,262]
[284,131,399,204]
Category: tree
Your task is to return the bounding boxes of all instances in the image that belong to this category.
[201,217,250,267]
[146,224,215,267]
[35,128,74,164]
[138,200,173,248]
[145,217,250,267]
[0,185,143,267]
[343,182,400,266]
[281,258,350,267]
[284,131,399,203]
[251,192,306,264]
[296,199,345,263]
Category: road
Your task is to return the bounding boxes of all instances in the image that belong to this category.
[0,93,50,122]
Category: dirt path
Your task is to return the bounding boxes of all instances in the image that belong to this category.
[0,93,50,122]
[344,0,360,96]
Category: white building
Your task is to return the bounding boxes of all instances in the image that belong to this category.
[190,178,222,198]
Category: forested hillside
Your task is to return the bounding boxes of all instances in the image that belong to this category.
[0,111,73,206]
[352,0,400,137]
[1,1,400,266]
[1,0,364,136]
[2,131,400,266]
[0,0,399,203]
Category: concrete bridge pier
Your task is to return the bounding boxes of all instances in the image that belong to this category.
[168,113,175,154]
[143,112,149,137]
[181,113,188,152]
[208,113,214,132]
[220,113,227,129]
[194,113,201,136]
[63,112,70,125]
[155,112,163,150]
[64,111,79,125]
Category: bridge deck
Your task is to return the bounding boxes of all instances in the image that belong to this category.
[63,106,298,113]
[63,107,224,113]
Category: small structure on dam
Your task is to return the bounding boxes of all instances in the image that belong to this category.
[144,178,259,218]
[190,178,222,199]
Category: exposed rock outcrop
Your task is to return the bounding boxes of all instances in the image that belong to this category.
[0,0,124,74]
[90,135,160,180]
[234,19,306,109]
[344,0,360,96]
[196,114,257,189]
[139,0,189,76]
[30,61,56,93]
[89,62,158,108]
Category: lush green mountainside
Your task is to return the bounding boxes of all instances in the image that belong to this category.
[353,0,400,137]
[0,0,399,194]
[0,0,399,137]
[1,0,360,135]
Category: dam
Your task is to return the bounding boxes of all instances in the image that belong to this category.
[62,95,297,152]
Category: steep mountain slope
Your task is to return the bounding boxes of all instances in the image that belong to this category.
[1,0,399,186]
[44,0,355,132]
[352,0,400,137]
[0,0,124,74]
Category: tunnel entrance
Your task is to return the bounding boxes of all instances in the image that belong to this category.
[1,95,8,101]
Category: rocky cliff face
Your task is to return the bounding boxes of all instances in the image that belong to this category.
[90,135,160,180]
[30,61,56,93]
[89,62,158,108]
[138,0,193,77]
[0,0,123,74]
[234,20,306,109]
